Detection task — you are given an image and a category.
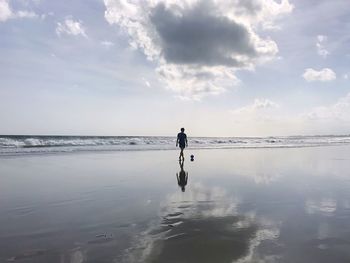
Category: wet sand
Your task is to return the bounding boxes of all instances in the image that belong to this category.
[1,146,350,262]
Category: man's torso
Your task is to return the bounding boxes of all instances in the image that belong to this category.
[177,133,187,144]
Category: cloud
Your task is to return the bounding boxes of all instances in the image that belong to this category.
[316,35,329,58]
[228,94,350,135]
[0,0,12,21]
[104,0,293,99]
[251,98,279,109]
[150,2,259,67]
[230,98,279,115]
[0,0,37,22]
[250,0,294,30]
[157,64,239,100]
[100,40,114,48]
[229,98,280,125]
[142,78,151,87]
[56,18,87,37]
[305,92,350,121]
[302,68,336,82]
[15,10,37,18]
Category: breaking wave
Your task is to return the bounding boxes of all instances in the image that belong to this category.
[1,135,350,155]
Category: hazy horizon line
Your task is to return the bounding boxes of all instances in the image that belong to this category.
[1,134,349,138]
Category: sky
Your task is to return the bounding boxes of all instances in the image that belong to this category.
[0,0,350,137]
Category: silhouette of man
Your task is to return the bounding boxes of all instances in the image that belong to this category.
[177,159,188,192]
[176,127,188,161]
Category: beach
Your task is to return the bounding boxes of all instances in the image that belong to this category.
[2,0,350,261]
[1,145,350,262]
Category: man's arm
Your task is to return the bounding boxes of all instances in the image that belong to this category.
[185,135,188,147]
[176,134,179,146]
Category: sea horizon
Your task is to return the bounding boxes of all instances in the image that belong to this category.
[1,133,350,138]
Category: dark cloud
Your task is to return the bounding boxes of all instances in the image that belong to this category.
[104,0,292,98]
[235,0,263,16]
[150,2,257,67]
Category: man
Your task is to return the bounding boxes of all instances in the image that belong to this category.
[176,127,188,160]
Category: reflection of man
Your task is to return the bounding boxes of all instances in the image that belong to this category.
[177,159,188,192]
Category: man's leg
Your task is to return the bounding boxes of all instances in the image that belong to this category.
[180,148,184,160]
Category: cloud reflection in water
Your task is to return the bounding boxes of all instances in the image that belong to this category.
[123,183,280,263]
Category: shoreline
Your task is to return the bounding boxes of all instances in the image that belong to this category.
[1,143,350,158]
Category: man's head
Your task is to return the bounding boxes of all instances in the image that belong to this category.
[181,128,185,132]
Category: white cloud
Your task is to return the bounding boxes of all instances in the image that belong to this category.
[343,74,349,80]
[316,35,329,58]
[157,64,239,100]
[103,0,293,99]
[15,10,37,18]
[142,78,151,87]
[231,98,279,114]
[100,40,114,48]
[230,98,279,122]
[255,0,294,30]
[56,18,87,37]
[0,0,37,22]
[0,0,12,21]
[305,92,350,121]
[251,98,279,109]
[303,68,336,82]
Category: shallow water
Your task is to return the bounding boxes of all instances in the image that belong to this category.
[1,146,350,262]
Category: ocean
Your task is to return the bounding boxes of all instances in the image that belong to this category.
[1,135,350,155]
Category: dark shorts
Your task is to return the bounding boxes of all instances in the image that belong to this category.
[179,142,186,149]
